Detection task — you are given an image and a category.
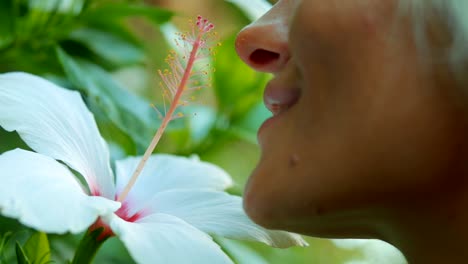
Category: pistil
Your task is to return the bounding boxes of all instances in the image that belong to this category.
[117,16,216,203]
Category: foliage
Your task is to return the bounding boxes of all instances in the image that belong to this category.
[15,232,51,264]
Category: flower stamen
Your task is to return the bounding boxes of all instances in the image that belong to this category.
[117,16,218,202]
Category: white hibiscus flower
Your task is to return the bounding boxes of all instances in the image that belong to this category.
[0,72,307,264]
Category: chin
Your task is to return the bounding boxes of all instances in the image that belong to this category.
[243,166,390,241]
[242,173,280,230]
[244,187,387,241]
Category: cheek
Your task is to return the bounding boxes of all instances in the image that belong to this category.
[246,75,464,233]
[293,0,394,47]
[245,1,466,232]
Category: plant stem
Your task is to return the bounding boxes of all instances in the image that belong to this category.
[117,34,202,202]
[71,228,107,264]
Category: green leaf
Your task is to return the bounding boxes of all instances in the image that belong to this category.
[28,0,85,15]
[86,98,137,157]
[15,242,30,264]
[217,238,269,264]
[0,1,14,49]
[82,3,174,25]
[213,34,269,121]
[68,27,145,66]
[0,232,12,255]
[56,47,159,151]
[23,232,50,264]
[0,128,30,154]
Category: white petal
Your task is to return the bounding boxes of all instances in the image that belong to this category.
[0,149,120,234]
[106,213,233,264]
[114,154,232,207]
[145,190,308,248]
[0,72,114,198]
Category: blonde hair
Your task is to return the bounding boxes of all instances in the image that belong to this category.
[399,0,468,79]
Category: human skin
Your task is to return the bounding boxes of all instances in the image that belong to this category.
[235,0,468,263]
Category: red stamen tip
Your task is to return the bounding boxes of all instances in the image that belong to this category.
[195,15,215,33]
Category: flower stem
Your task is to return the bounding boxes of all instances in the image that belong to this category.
[71,228,108,264]
[117,34,202,203]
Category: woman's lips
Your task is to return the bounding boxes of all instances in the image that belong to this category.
[258,82,300,143]
[263,82,300,116]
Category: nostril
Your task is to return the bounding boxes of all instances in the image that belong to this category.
[249,49,280,66]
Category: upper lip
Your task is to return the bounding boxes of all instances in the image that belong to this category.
[263,80,300,116]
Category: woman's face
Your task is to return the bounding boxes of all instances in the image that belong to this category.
[236,0,467,238]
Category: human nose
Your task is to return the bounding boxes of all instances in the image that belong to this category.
[235,2,291,73]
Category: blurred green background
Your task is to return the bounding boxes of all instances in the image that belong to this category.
[0,0,406,263]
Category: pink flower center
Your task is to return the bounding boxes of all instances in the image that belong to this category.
[114,201,147,222]
[89,200,147,241]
